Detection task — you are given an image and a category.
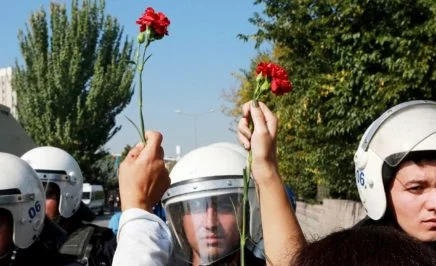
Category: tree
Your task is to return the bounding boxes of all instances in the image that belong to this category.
[12,0,135,182]
[229,0,436,200]
[94,154,117,189]
[120,144,132,163]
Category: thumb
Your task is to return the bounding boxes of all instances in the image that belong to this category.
[138,131,164,161]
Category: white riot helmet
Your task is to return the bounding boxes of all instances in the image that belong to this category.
[21,147,83,218]
[0,153,45,248]
[354,100,436,220]
[162,142,261,265]
[208,142,247,157]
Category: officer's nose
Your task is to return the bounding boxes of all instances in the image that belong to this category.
[424,188,436,212]
[203,206,219,229]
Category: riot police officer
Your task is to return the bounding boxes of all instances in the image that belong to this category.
[22,147,116,266]
[0,152,83,265]
[162,143,265,265]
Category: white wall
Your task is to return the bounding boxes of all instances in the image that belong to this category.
[295,199,367,241]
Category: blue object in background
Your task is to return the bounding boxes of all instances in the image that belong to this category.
[108,211,121,235]
[152,201,166,222]
[108,202,166,235]
[285,184,297,211]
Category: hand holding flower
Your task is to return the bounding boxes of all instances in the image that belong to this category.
[238,101,279,185]
[238,62,292,265]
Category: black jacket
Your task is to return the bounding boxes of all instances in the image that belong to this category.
[58,204,116,266]
[11,218,81,266]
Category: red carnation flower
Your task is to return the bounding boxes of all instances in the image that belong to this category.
[256,62,271,77]
[136,7,170,38]
[255,62,292,96]
[271,78,292,95]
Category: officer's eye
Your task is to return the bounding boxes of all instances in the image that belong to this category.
[407,185,424,194]
[217,196,239,213]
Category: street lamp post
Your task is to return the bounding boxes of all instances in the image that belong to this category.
[175,109,215,148]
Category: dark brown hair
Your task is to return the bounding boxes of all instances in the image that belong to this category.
[292,226,436,266]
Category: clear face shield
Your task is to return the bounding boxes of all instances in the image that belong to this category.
[165,190,244,265]
[366,103,436,168]
[371,131,436,168]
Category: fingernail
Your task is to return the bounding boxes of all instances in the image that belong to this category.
[252,100,259,108]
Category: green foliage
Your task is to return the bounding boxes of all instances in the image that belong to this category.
[94,154,117,190]
[229,0,436,200]
[12,0,134,182]
[120,144,132,163]
[98,144,131,192]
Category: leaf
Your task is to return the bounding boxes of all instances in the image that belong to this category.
[143,54,152,64]
[125,115,145,143]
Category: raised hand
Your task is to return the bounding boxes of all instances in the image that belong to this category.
[118,131,170,212]
[238,101,279,185]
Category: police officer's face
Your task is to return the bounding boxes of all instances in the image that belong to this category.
[182,195,240,263]
[44,183,60,221]
[389,160,436,242]
[0,209,13,257]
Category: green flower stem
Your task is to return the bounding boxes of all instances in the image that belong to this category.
[253,80,262,101]
[136,36,151,143]
[240,171,247,266]
[241,149,252,266]
[241,95,257,265]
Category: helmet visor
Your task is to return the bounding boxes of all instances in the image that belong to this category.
[166,191,243,265]
[369,105,436,167]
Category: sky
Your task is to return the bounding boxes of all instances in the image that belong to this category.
[0,0,267,158]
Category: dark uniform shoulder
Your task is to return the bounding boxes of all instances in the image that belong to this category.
[12,218,73,266]
[59,224,116,266]
[13,241,83,266]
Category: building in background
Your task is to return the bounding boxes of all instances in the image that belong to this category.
[0,67,16,119]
